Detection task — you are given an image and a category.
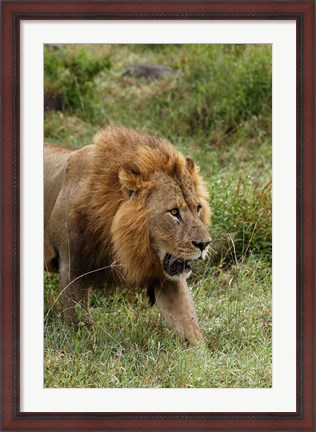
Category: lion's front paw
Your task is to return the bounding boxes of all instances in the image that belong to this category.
[184,319,203,345]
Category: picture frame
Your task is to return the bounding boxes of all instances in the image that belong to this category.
[1,1,314,431]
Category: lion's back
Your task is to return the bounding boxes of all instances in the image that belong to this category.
[44,144,74,217]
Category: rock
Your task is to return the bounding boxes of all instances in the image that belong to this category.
[123,63,172,81]
[44,91,62,112]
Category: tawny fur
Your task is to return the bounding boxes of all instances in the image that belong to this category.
[44,126,211,343]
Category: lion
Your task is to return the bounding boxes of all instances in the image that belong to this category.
[44,126,211,344]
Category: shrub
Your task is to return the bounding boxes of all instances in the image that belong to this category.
[209,175,272,266]
[44,45,111,122]
[172,44,272,137]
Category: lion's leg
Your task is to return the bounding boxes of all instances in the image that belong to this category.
[59,261,93,328]
[154,279,203,344]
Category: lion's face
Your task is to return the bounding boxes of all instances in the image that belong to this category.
[147,171,211,280]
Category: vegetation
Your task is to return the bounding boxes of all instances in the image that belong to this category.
[44,44,272,388]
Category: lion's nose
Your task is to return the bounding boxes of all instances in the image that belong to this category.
[192,240,211,251]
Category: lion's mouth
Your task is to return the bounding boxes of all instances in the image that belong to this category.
[163,253,192,276]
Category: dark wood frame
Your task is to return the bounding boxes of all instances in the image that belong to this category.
[1,1,314,431]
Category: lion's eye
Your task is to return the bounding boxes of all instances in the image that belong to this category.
[169,208,181,219]
[197,204,202,214]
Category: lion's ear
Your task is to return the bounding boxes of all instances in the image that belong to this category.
[119,167,145,196]
[186,157,195,174]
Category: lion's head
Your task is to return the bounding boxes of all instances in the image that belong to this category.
[100,127,211,284]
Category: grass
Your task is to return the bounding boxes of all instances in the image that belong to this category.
[44,43,272,388]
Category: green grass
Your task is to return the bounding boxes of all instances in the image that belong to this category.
[44,43,272,388]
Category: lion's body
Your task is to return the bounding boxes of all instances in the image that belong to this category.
[44,127,211,343]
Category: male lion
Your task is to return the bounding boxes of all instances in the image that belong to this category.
[44,126,211,344]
